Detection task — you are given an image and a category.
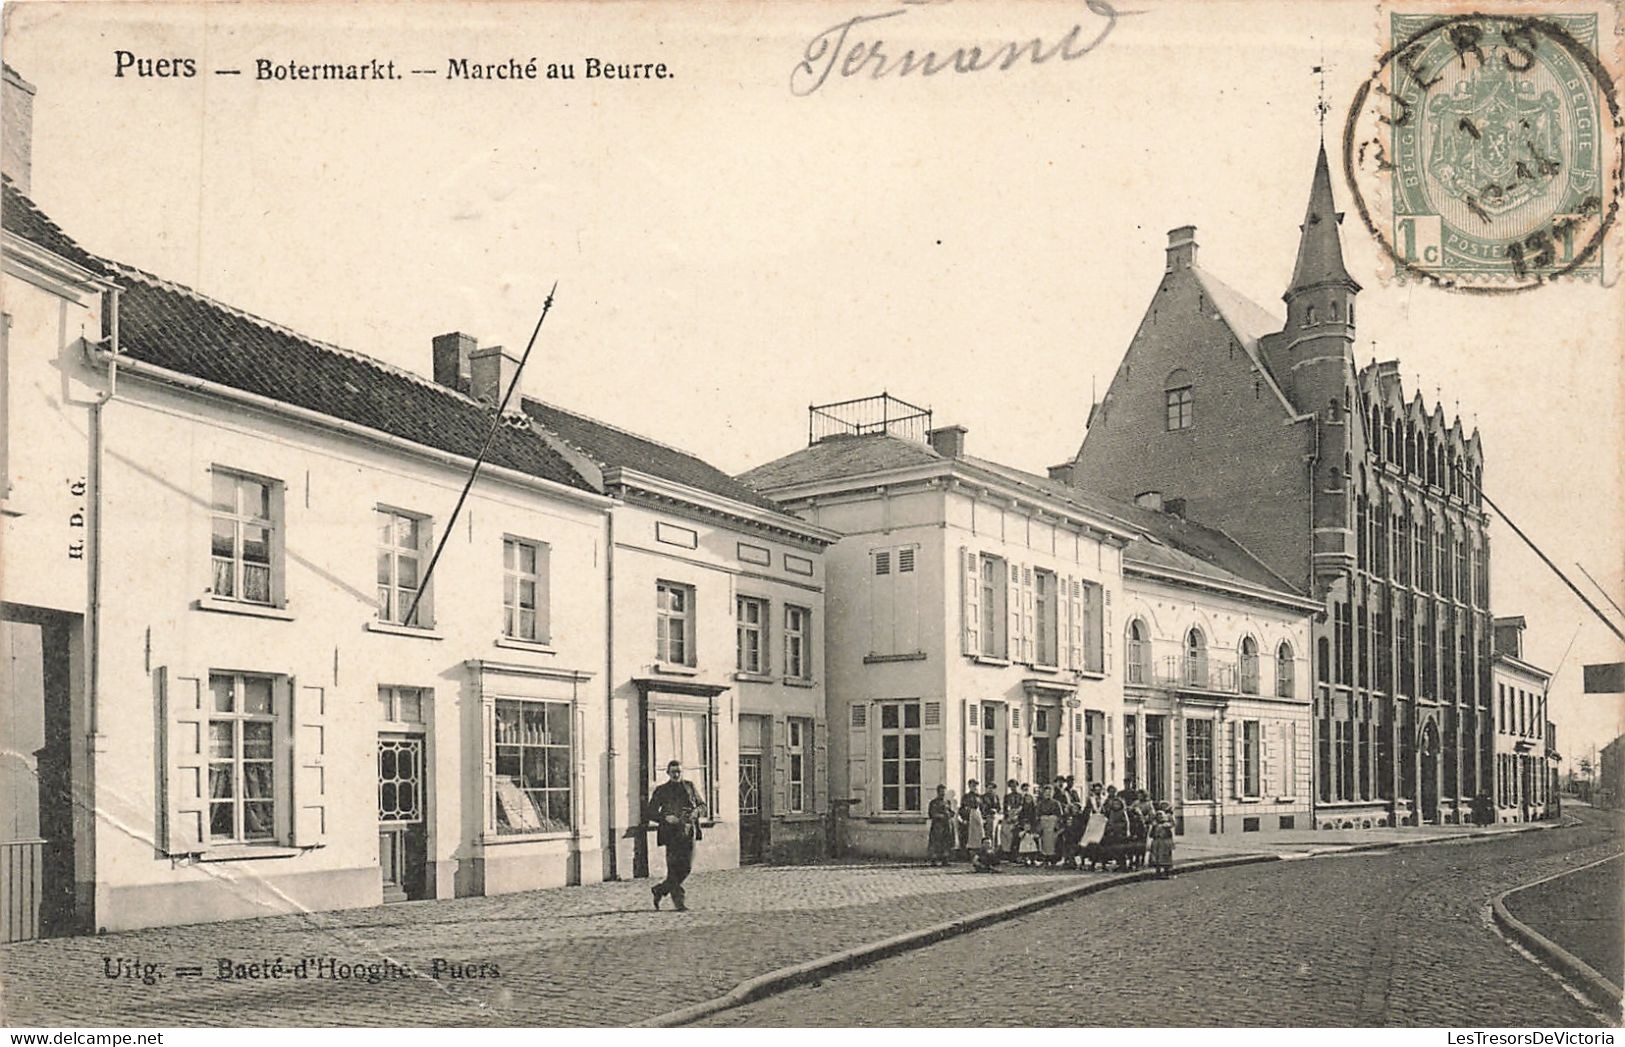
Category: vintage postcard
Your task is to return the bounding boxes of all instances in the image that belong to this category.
[1,0,1622,1032]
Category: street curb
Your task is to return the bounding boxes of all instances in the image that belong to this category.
[645,819,1576,1027]
[643,853,1280,1028]
[1490,852,1624,1014]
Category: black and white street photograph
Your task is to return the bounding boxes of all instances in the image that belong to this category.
[0,0,1621,1033]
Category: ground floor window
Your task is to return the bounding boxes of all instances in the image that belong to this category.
[649,705,714,814]
[208,672,279,843]
[877,700,922,813]
[787,717,810,814]
[494,698,573,834]
[1241,721,1260,798]
[1184,718,1214,801]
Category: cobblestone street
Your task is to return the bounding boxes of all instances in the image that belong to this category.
[1,862,1083,1026]
[1,814,1611,1027]
[705,807,1624,1027]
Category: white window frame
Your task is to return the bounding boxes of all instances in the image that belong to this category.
[787,717,809,814]
[1034,569,1059,667]
[492,696,574,836]
[1242,720,1261,798]
[502,536,550,644]
[378,684,428,725]
[207,671,282,844]
[1166,386,1194,430]
[377,507,432,627]
[1184,717,1215,801]
[1081,581,1105,673]
[736,595,768,674]
[877,699,923,813]
[657,581,695,666]
[210,468,283,607]
[784,604,812,681]
[1276,643,1295,698]
[978,554,1007,658]
[647,704,715,815]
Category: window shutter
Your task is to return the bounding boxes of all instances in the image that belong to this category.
[772,714,788,818]
[1103,589,1113,673]
[158,668,206,855]
[1263,722,1276,798]
[1104,715,1115,787]
[923,702,945,797]
[1059,576,1073,670]
[1069,579,1083,671]
[1009,704,1023,778]
[1021,567,1035,664]
[813,716,828,815]
[482,697,497,834]
[896,547,919,654]
[291,676,328,847]
[1230,722,1240,799]
[848,703,869,813]
[537,542,553,644]
[960,547,980,656]
[574,703,590,839]
[1006,563,1021,661]
[965,702,979,787]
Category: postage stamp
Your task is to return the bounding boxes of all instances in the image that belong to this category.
[1343,5,1624,291]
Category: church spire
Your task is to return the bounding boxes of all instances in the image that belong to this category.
[1285,144,1360,298]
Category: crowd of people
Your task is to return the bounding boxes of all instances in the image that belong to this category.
[927,778,1175,878]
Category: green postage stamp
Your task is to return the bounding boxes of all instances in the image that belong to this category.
[1344,6,1622,291]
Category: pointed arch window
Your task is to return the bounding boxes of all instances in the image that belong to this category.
[1239,636,1260,694]
[1305,304,1317,326]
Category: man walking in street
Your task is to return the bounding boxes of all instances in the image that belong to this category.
[647,759,707,911]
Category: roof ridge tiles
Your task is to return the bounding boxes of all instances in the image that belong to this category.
[520,395,719,464]
[102,259,490,409]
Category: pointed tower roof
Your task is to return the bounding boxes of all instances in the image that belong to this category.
[1286,145,1361,297]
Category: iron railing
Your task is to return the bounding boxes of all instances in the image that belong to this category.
[809,393,933,445]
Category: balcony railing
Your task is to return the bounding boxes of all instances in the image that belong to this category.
[1156,654,1239,693]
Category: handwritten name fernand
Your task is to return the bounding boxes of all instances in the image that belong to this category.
[790,0,1122,96]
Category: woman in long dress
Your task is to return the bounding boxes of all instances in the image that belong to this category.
[1035,786,1063,864]
[1000,780,1023,859]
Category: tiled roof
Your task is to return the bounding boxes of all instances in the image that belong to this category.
[738,432,943,490]
[523,398,789,514]
[745,432,1304,602]
[109,263,597,493]
[2,177,109,276]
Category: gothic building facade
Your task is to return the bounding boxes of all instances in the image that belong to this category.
[1068,145,1492,829]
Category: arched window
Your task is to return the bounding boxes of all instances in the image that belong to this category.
[1276,642,1295,698]
[1125,619,1150,686]
[1473,466,1482,504]
[1239,636,1260,694]
[1370,405,1383,459]
[1385,409,1398,464]
[1164,368,1194,431]
[1185,628,1208,688]
[1349,301,1356,326]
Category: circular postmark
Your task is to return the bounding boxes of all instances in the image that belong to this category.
[1342,11,1623,293]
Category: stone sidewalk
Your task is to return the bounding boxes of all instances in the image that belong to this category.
[0,817,1565,1027]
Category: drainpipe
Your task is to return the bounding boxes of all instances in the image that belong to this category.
[603,506,618,880]
[82,285,118,931]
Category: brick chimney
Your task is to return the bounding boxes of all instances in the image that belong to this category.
[1047,462,1076,485]
[927,425,966,459]
[1166,226,1197,272]
[470,344,521,405]
[432,332,476,394]
[3,64,36,194]
[1164,496,1187,518]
